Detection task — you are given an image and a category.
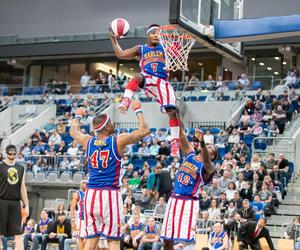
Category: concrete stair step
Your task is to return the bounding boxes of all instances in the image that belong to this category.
[276,209,300,216]
[277,204,300,210]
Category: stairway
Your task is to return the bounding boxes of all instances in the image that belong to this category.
[267,174,300,248]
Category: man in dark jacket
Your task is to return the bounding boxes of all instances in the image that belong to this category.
[158,167,173,201]
[237,199,256,222]
[41,212,71,250]
[237,218,274,250]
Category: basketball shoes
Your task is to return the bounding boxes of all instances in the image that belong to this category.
[118,97,131,113]
[170,138,180,158]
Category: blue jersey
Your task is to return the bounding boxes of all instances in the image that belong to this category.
[138,43,168,80]
[86,136,122,189]
[210,231,227,249]
[77,190,85,220]
[173,152,209,198]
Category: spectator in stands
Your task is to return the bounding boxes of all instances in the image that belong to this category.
[276,153,290,170]
[245,99,255,115]
[32,141,46,155]
[218,192,229,217]
[226,120,238,135]
[242,162,254,182]
[121,213,144,250]
[157,141,170,157]
[250,154,261,171]
[23,219,36,250]
[251,121,263,137]
[238,73,250,89]
[154,197,166,217]
[203,75,216,90]
[239,110,251,125]
[209,223,229,250]
[235,173,245,191]
[257,165,268,182]
[57,120,66,135]
[149,138,160,157]
[158,167,173,201]
[124,189,135,213]
[250,109,262,124]
[270,165,285,194]
[200,191,211,211]
[80,71,90,93]
[224,202,237,219]
[236,155,246,169]
[140,188,151,209]
[266,120,280,137]
[137,142,150,160]
[154,129,167,143]
[128,171,141,191]
[208,178,222,199]
[128,204,146,227]
[237,199,255,222]
[196,211,213,234]
[208,199,221,220]
[289,88,299,112]
[265,153,276,171]
[58,156,69,173]
[44,118,57,133]
[227,128,240,145]
[231,192,243,210]
[69,156,81,173]
[262,109,273,123]
[56,141,66,155]
[135,217,161,250]
[185,73,199,90]
[272,105,287,133]
[237,120,252,139]
[219,170,232,190]
[252,173,262,194]
[66,141,79,156]
[41,212,71,250]
[168,161,178,182]
[146,164,161,200]
[216,76,226,90]
[259,182,273,215]
[140,168,150,189]
[204,128,214,144]
[282,71,297,87]
[250,195,265,221]
[206,91,217,102]
[124,164,134,179]
[226,182,237,200]
[284,217,300,250]
[48,130,62,145]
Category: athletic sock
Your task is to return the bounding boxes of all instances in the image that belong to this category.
[123,78,140,100]
[169,118,180,140]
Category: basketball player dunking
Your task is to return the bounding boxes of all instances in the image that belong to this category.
[70,101,149,250]
[161,126,218,250]
[109,24,181,157]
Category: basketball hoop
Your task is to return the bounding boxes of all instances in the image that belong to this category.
[157,25,196,72]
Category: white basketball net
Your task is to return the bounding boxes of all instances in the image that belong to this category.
[157,26,196,71]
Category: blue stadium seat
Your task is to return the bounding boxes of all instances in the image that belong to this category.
[189,96,198,102]
[227,81,238,90]
[254,142,267,150]
[210,127,221,134]
[129,128,137,133]
[114,129,119,134]
[289,162,294,173]
[200,128,207,133]
[181,96,188,102]
[218,147,226,159]
[189,128,195,136]
[132,159,144,170]
[198,96,207,102]
[251,81,262,90]
[160,127,169,133]
[177,83,184,91]
[247,95,254,100]
[244,134,255,146]
[146,158,157,169]
[222,95,230,101]
[132,144,139,154]
[82,125,90,134]
[150,128,157,133]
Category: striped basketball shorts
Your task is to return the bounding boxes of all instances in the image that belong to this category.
[161,195,199,242]
[84,188,124,239]
[142,73,177,110]
[74,218,85,238]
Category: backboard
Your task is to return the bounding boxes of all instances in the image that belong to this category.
[169,0,244,62]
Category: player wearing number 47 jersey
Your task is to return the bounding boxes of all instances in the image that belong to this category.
[70,101,149,250]
[109,24,181,157]
[161,125,218,250]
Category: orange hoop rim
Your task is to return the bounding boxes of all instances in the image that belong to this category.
[157,25,195,40]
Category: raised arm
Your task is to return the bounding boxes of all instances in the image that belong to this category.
[179,119,194,156]
[69,113,91,149]
[109,29,140,60]
[195,129,215,177]
[117,101,150,154]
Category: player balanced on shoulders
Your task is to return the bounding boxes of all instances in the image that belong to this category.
[161,122,218,250]
[70,100,149,250]
[109,23,181,157]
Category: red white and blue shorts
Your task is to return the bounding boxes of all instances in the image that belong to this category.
[74,217,85,238]
[84,188,124,239]
[142,73,177,110]
[161,195,199,242]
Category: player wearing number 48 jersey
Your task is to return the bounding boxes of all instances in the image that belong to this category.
[70,101,149,250]
[161,125,218,250]
[109,24,181,157]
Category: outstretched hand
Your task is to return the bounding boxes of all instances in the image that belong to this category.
[195,128,204,141]
[108,26,117,39]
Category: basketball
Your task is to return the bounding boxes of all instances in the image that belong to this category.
[110,18,130,38]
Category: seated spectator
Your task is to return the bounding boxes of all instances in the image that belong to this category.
[250,154,261,171]
[44,118,57,133]
[239,110,251,125]
[218,192,229,216]
[237,199,255,222]
[226,120,238,135]
[168,161,179,182]
[121,213,144,250]
[236,141,250,161]
[270,165,285,194]
[265,153,276,171]
[230,192,243,210]
[209,223,229,250]
[153,197,166,217]
[252,173,263,194]
[135,217,162,250]
[239,181,253,201]
[57,120,66,135]
[206,91,217,102]
[69,156,81,173]
[41,212,71,250]
[289,87,299,112]
[124,164,134,179]
[262,109,273,124]
[187,73,200,90]
[224,202,236,218]
[208,199,221,220]
[124,190,135,213]
[219,171,232,190]
[200,191,211,211]
[208,178,222,199]
[226,182,237,200]
[242,162,254,182]
[204,128,214,144]
[128,203,146,226]
[48,130,62,145]
[146,164,161,200]
[227,129,240,145]
[251,121,263,136]
[140,189,151,209]
[157,141,170,157]
[237,120,252,139]
[266,120,279,137]
[257,164,268,182]
[32,141,46,155]
[250,109,263,124]
[58,156,69,173]
[282,72,297,87]
[149,139,160,157]
[284,217,300,250]
[272,105,287,133]
[276,153,290,170]
[235,173,245,191]
[216,76,227,90]
[250,195,265,221]
[224,213,241,238]
[23,219,36,250]
[56,141,66,155]
[238,73,250,89]
[196,211,213,234]
[137,142,150,159]
[237,155,247,169]
[128,171,141,191]
[154,129,167,143]
[140,169,150,189]
[259,182,273,215]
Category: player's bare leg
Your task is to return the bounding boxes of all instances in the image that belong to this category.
[14,235,24,250]
[78,238,84,250]
[164,239,174,250]
[118,73,143,113]
[166,108,180,157]
[107,240,120,250]
[83,238,99,250]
